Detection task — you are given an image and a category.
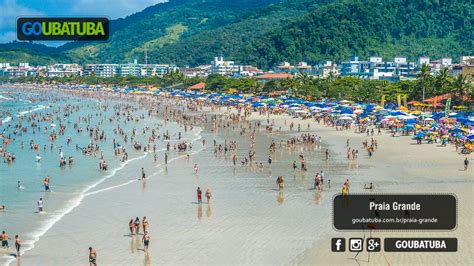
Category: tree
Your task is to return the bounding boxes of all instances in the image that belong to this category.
[434,68,451,95]
[451,74,471,103]
[416,63,432,101]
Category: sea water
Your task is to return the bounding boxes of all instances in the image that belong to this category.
[0,88,195,264]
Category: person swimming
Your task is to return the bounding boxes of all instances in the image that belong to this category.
[364,183,374,190]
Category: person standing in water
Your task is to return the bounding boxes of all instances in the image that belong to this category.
[141,168,146,180]
[129,219,134,236]
[205,189,212,204]
[14,235,21,257]
[142,231,150,253]
[1,231,10,249]
[193,163,198,174]
[44,176,51,192]
[142,217,149,233]
[37,198,44,212]
[197,187,202,204]
[89,247,97,266]
[134,217,140,235]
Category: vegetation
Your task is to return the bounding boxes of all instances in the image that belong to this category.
[0,0,471,68]
[4,68,472,107]
[239,0,474,68]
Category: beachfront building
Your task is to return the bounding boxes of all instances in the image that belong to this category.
[430,58,453,73]
[340,56,416,81]
[229,65,263,77]
[210,57,242,75]
[0,63,42,78]
[315,60,340,78]
[418,56,430,66]
[273,61,315,75]
[47,64,83,77]
[83,64,118,77]
[179,65,211,78]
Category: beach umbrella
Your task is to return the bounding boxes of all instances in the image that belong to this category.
[449,128,464,134]
[416,132,426,138]
[467,135,474,140]
[338,116,353,121]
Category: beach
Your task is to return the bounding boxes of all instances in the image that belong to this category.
[0,85,473,265]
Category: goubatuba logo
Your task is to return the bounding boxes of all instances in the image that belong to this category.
[17,17,109,41]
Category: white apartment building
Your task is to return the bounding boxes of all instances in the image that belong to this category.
[83,64,118,77]
[47,64,83,77]
[210,57,241,75]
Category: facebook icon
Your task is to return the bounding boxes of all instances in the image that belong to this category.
[332,238,346,252]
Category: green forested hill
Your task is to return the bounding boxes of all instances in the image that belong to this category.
[0,0,472,68]
[238,0,474,68]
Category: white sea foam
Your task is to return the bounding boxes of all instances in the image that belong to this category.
[0,95,11,101]
[18,105,50,117]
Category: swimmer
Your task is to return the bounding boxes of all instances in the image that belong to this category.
[364,183,374,190]
[0,205,5,211]
[36,154,41,162]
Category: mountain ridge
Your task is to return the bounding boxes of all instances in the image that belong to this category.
[0,0,472,68]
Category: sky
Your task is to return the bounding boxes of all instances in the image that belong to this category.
[0,0,166,45]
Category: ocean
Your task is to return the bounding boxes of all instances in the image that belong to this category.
[0,87,198,265]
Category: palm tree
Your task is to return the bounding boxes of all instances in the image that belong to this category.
[281,77,299,96]
[416,63,431,101]
[435,67,450,94]
[452,74,471,101]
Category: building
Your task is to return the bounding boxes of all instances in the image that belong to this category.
[83,64,118,77]
[340,56,371,78]
[316,60,340,78]
[460,56,474,65]
[179,66,210,78]
[274,61,315,75]
[210,57,241,75]
[340,56,415,81]
[418,56,430,66]
[0,63,41,78]
[47,64,83,77]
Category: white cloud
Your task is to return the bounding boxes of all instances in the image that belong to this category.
[71,0,167,19]
[0,0,43,42]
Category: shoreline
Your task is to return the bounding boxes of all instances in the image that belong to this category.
[1,84,473,265]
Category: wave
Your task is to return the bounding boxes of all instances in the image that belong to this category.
[0,95,11,101]
[18,105,50,117]
[1,105,50,128]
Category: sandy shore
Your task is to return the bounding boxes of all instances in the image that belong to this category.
[12,104,474,265]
